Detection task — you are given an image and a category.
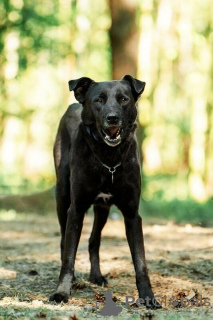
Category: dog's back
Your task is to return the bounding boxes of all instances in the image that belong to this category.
[53,103,82,174]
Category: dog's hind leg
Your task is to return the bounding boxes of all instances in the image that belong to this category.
[55,175,70,261]
[89,204,109,286]
[54,132,70,261]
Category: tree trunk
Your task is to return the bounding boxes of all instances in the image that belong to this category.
[109,0,139,79]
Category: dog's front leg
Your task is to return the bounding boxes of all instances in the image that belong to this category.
[124,213,161,309]
[50,205,85,303]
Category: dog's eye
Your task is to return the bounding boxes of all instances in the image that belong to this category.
[95,98,103,104]
[120,97,128,103]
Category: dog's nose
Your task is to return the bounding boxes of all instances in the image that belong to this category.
[106,113,119,125]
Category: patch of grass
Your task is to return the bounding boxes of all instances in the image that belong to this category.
[0,306,84,320]
[0,307,51,319]
[109,196,213,227]
[1,306,212,320]
[140,197,213,227]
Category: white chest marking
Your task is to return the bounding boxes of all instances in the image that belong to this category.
[96,192,112,203]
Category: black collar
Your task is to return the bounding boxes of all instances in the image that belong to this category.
[85,125,103,143]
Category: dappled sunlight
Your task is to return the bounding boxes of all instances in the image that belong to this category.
[137,0,213,201]
[0,213,213,317]
[0,1,213,318]
[0,1,213,200]
[4,32,19,80]
[0,0,111,194]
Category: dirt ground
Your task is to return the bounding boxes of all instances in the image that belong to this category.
[0,212,213,319]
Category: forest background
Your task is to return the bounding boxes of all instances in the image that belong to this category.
[0,0,213,225]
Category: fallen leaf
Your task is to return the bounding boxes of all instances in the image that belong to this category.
[105,272,117,278]
[186,289,195,300]
[72,281,86,290]
[69,315,79,320]
[93,292,105,303]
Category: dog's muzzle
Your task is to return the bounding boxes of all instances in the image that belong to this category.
[101,126,122,147]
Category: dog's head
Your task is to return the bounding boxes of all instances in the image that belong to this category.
[68,75,145,147]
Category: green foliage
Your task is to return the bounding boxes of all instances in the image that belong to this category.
[0,0,213,218]
[0,0,110,193]
[140,197,213,227]
[138,0,213,202]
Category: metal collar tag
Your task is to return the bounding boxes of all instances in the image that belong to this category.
[101,162,121,183]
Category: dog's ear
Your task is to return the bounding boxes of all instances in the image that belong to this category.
[68,77,94,103]
[122,75,146,101]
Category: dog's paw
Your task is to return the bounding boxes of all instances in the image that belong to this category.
[138,292,162,309]
[146,298,162,309]
[49,292,69,303]
[89,274,108,286]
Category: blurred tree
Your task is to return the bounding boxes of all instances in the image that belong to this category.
[109,0,139,79]
[108,0,145,163]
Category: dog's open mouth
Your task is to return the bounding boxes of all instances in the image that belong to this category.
[101,126,122,147]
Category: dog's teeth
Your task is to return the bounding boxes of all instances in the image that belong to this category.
[115,134,120,140]
[105,133,121,143]
[116,128,121,137]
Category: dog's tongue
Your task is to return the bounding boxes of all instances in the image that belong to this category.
[107,127,118,136]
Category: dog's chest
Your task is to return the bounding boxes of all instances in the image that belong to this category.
[95,192,113,204]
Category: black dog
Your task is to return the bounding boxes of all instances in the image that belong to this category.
[50,75,160,308]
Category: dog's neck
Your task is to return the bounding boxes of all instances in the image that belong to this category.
[84,125,104,144]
